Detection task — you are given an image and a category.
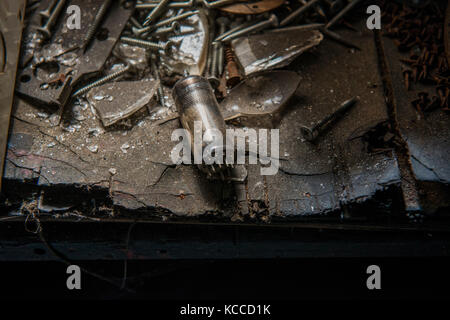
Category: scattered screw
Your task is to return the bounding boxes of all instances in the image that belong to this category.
[36,0,66,39]
[136,0,194,9]
[325,0,363,29]
[151,55,165,108]
[120,36,174,54]
[220,14,279,43]
[132,10,199,36]
[80,0,112,53]
[142,0,171,27]
[224,46,241,87]
[280,0,321,27]
[153,21,181,36]
[300,97,359,142]
[71,65,130,98]
[216,17,228,76]
[39,0,58,19]
[201,0,237,9]
[214,20,260,43]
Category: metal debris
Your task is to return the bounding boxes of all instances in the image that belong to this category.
[219,71,301,121]
[87,79,160,127]
[231,28,323,76]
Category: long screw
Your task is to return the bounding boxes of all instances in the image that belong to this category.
[268,23,324,33]
[214,20,260,43]
[224,46,241,87]
[36,0,66,39]
[39,0,58,19]
[136,0,194,9]
[300,97,359,142]
[129,16,144,30]
[325,0,363,29]
[220,14,279,43]
[120,36,174,54]
[132,10,199,36]
[80,0,112,53]
[201,0,237,8]
[151,55,165,107]
[153,22,181,36]
[280,0,321,27]
[142,0,171,27]
[216,17,228,76]
[71,65,130,98]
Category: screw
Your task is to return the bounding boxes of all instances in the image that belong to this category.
[300,97,359,142]
[153,21,181,36]
[72,65,131,98]
[214,20,260,43]
[220,14,279,43]
[201,0,236,8]
[268,23,324,33]
[120,36,174,54]
[325,0,363,30]
[132,10,199,36]
[224,46,241,87]
[36,0,67,39]
[280,0,321,27]
[136,0,194,9]
[142,0,171,27]
[150,55,165,108]
[80,0,112,53]
[216,17,228,76]
[39,0,58,19]
[129,16,144,30]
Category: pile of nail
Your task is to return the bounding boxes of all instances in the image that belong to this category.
[382,0,449,113]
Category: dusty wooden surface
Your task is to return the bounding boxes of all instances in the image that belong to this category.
[3,17,449,222]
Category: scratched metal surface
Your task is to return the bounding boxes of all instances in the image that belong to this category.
[0,0,26,191]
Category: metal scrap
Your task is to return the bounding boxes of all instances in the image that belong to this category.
[219,70,301,122]
[86,79,160,127]
[231,28,323,76]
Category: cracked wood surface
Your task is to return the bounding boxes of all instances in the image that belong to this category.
[3,20,406,219]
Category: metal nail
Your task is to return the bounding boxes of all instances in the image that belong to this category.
[201,0,237,9]
[153,21,181,36]
[280,0,321,27]
[268,23,324,33]
[214,20,260,43]
[216,17,228,76]
[220,14,279,43]
[36,0,66,39]
[142,0,171,27]
[136,0,194,9]
[325,0,363,30]
[150,55,165,107]
[132,10,199,35]
[300,97,359,142]
[39,0,58,19]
